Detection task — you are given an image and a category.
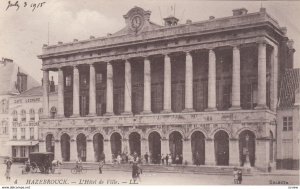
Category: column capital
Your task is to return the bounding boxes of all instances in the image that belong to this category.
[256,39,268,45]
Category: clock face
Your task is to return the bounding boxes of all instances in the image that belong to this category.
[131,15,143,29]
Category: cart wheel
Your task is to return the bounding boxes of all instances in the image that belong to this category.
[71,168,77,174]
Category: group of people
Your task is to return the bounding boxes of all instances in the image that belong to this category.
[144,152,182,165]
[233,167,243,184]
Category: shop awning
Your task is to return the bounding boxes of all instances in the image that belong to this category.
[7,141,39,146]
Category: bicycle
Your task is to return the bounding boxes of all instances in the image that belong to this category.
[71,166,87,174]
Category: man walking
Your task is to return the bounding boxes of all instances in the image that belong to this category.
[165,154,169,165]
[98,160,104,174]
[144,152,149,164]
[5,158,12,181]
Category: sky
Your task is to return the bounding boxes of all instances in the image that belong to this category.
[0,0,300,82]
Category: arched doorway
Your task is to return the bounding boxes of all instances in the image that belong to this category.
[214,130,229,166]
[129,132,141,156]
[239,130,256,167]
[169,131,183,164]
[148,131,161,164]
[111,132,122,158]
[93,133,104,162]
[76,133,86,162]
[191,131,205,165]
[269,131,274,163]
[60,133,70,161]
[46,134,54,153]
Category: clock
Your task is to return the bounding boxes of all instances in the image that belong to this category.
[131,15,143,30]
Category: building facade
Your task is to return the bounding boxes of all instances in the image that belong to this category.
[0,58,40,159]
[7,83,57,162]
[276,68,299,170]
[38,7,294,171]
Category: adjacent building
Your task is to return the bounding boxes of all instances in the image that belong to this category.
[0,58,39,160]
[37,7,295,171]
[276,68,299,170]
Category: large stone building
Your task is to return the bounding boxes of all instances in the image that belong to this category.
[38,7,295,171]
[0,58,39,160]
[276,68,299,170]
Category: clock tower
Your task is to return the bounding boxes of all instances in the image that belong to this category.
[123,6,152,34]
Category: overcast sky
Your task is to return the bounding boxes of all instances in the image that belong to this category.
[0,0,299,82]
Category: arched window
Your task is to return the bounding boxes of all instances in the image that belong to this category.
[38,108,43,119]
[29,109,35,121]
[12,110,18,122]
[1,99,8,113]
[1,120,8,134]
[50,107,57,119]
[21,110,26,122]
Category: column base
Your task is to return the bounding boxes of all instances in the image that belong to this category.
[87,113,97,117]
[182,108,195,113]
[141,110,152,115]
[229,106,241,110]
[121,111,133,115]
[70,114,80,118]
[104,112,114,116]
[205,108,217,112]
[254,105,268,110]
[160,109,173,114]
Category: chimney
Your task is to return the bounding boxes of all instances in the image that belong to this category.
[73,39,78,42]
[90,36,95,39]
[287,39,296,68]
[164,16,179,26]
[232,8,248,16]
[209,16,215,20]
[186,19,192,24]
[58,41,63,45]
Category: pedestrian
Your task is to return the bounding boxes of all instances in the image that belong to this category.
[158,154,161,164]
[144,152,149,164]
[175,155,180,165]
[5,158,12,181]
[237,168,243,184]
[161,154,165,165]
[233,167,238,184]
[132,162,139,182]
[98,160,104,174]
[117,154,122,164]
[165,154,169,165]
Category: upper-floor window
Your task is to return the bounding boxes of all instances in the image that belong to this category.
[21,128,25,139]
[38,108,43,119]
[65,75,72,87]
[12,110,18,122]
[21,109,26,122]
[1,120,8,134]
[283,116,293,131]
[96,73,103,84]
[50,106,57,119]
[30,127,34,140]
[12,128,17,140]
[29,109,35,121]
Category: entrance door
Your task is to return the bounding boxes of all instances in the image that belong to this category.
[129,132,141,155]
[77,133,86,162]
[239,130,256,167]
[61,134,70,161]
[169,131,183,164]
[191,131,205,165]
[93,133,104,162]
[148,131,161,164]
[110,133,122,157]
[214,130,229,165]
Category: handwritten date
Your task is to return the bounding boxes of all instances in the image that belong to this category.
[5,1,46,12]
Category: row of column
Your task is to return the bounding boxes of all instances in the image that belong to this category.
[42,42,270,117]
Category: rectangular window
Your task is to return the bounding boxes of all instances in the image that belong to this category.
[12,128,17,139]
[30,128,34,140]
[96,73,103,84]
[21,128,25,139]
[283,116,293,131]
[66,75,72,87]
[12,147,17,157]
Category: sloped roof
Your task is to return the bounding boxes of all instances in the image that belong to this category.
[278,68,300,108]
[0,61,19,95]
[112,21,162,36]
[14,86,43,97]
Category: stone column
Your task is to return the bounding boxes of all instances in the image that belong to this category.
[57,68,65,117]
[42,70,49,117]
[206,49,217,111]
[161,138,169,156]
[162,54,172,113]
[205,139,215,165]
[230,46,241,110]
[103,139,112,163]
[182,139,193,164]
[256,41,267,109]
[256,139,269,171]
[184,51,194,112]
[229,138,240,166]
[55,140,62,161]
[70,139,77,161]
[88,64,96,116]
[141,138,148,159]
[105,62,114,115]
[270,45,278,111]
[123,60,132,115]
[142,57,152,114]
[72,66,80,117]
[86,139,94,162]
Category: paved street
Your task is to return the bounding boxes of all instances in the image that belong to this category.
[0,164,298,185]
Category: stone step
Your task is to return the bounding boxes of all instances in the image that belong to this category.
[59,162,256,175]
